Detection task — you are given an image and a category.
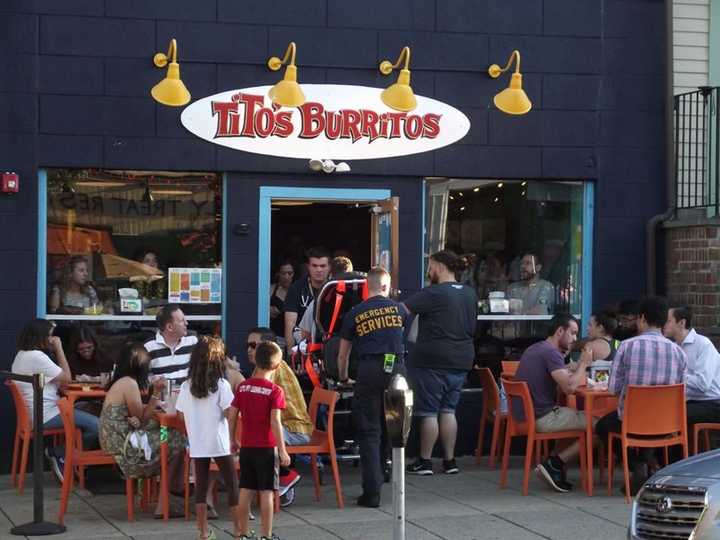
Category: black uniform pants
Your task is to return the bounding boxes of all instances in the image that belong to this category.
[353,359,398,497]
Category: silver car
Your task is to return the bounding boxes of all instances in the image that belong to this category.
[628,449,719,539]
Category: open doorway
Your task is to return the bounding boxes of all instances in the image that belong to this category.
[257,186,394,326]
[270,201,372,275]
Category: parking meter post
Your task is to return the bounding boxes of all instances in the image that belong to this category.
[9,372,66,536]
[392,446,405,540]
[384,374,413,540]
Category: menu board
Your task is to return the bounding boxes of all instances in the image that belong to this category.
[168,268,222,304]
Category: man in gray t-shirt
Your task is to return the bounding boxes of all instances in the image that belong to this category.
[514,314,592,493]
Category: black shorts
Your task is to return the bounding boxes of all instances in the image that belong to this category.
[239,447,278,492]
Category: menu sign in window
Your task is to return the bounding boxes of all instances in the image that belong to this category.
[168,268,222,304]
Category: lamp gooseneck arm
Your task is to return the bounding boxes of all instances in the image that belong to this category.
[498,50,521,74]
[168,39,178,64]
[280,42,297,67]
[391,46,411,70]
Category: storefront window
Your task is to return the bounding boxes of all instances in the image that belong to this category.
[426,178,587,350]
[43,169,223,352]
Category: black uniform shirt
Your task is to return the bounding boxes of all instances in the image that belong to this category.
[341,295,408,358]
[283,276,321,323]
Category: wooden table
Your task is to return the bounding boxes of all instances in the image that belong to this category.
[575,386,618,496]
[156,411,186,522]
[61,386,106,406]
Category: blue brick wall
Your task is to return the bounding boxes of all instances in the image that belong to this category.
[0,0,667,469]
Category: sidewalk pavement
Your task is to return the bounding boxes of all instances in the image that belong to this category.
[0,456,631,540]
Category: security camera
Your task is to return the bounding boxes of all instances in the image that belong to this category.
[321,160,336,173]
[334,162,351,173]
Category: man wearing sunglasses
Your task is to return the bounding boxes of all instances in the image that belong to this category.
[246,327,313,507]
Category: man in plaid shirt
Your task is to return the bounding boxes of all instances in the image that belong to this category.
[596,296,687,494]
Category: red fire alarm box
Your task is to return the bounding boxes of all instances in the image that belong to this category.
[2,172,19,193]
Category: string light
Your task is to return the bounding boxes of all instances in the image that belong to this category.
[494,197,500,203]
[458,192,464,197]
[473,187,480,192]
[460,206,466,211]
[497,182,503,188]
[521,181,527,186]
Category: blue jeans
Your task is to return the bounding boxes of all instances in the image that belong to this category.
[44,408,99,452]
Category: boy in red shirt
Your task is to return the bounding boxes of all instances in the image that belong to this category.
[229,341,290,540]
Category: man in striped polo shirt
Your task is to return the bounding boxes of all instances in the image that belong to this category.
[145,304,198,383]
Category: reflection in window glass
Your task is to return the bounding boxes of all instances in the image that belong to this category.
[430,179,585,318]
[46,169,223,317]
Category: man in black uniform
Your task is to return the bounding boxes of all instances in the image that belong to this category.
[337,266,408,508]
[283,246,330,354]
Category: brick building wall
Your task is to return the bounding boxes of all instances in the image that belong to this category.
[665,224,720,329]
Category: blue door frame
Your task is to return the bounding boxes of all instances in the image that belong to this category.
[581,181,594,333]
[257,186,391,326]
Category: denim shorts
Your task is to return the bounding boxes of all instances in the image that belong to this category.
[408,367,467,417]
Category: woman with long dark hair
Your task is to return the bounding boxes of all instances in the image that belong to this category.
[48,255,100,314]
[99,342,186,518]
[11,319,99,483]
[67,325,114,377]
[176,336,240,539]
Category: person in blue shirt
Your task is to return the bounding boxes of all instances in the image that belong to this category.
[337,266,408,508]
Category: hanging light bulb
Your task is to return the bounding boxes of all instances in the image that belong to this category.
[143,180,154,203]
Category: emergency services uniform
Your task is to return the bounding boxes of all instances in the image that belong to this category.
[340,295,408,501]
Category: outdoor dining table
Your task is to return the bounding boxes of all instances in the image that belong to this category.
[60,384,107,406]
[156,410,186,522]
[575,386,618,496]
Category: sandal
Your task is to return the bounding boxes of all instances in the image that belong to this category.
[207,505,218,520]
[199,530,216,540]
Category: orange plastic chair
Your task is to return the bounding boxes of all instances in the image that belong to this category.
[693,423,720,454]
[607,384,688,503]
[500,376,588,496]
[501,360,519,378]
[6,380,64,494]
[286,387,344,508]
[56,399,143,524]
[475,368,507,469]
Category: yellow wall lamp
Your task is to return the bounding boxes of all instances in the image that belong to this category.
[488,50,531,115]
[267,42,306,107]
[151,38,191,107]
[379,46,417,112]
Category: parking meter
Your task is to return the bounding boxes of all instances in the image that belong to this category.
[384,374,413,540]
[385,374,413,447]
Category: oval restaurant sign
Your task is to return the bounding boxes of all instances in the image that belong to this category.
[181,84,470,160]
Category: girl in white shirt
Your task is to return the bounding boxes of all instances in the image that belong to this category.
[176,336,240,540]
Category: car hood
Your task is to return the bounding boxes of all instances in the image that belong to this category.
[651,449,720,480]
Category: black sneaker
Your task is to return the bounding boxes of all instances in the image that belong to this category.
[535,459,572,493]
[407,458,433,476]
[356,493,381,508]
[279,487,295,507]
[45,447,64,484]
[442,459,459,474]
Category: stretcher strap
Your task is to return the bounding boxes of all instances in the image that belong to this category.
[326,280,346,337]
[304,354,321,388]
